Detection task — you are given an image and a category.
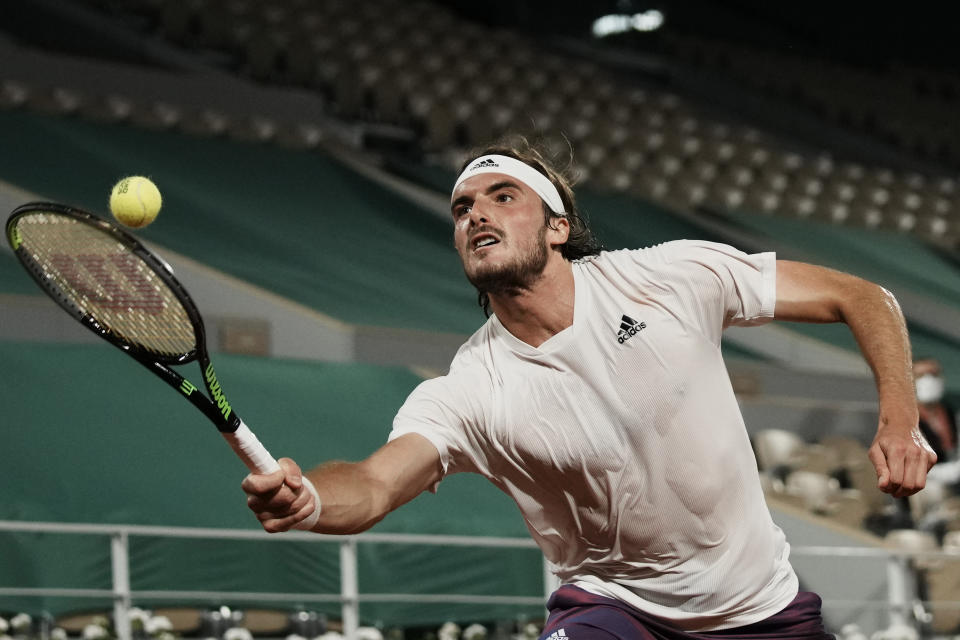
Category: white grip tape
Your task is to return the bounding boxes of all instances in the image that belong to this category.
[225,422,320,532]
[223,421,281,473]
[293,476,322,531]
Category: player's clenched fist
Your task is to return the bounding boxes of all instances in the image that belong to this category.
[241,457,321,532]
[868,425,937,498]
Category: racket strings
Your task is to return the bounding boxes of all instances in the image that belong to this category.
[15,213,197,357]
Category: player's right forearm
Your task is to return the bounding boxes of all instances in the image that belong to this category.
[303,461,393,534]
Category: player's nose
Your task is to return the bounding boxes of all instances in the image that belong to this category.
[467,200,490,225]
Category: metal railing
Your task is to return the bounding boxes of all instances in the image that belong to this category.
[2,520,959,638]
[0,520,552,640]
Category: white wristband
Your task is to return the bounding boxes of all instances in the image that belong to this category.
[293,476,322,531]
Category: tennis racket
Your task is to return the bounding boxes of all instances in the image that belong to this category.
[5,201,281,475]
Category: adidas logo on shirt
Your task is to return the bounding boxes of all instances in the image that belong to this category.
[545,629,568,640]
[616,314,646,344]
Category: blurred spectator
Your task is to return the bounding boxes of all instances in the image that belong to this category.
[914,357,960,488]
[866,357,960,536]
[914,358,958,462]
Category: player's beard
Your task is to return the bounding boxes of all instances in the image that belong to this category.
[465,224,549,297]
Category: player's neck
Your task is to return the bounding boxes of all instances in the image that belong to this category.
[489,260,574,348]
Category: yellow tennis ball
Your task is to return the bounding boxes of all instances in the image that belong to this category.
[109,176,162,228]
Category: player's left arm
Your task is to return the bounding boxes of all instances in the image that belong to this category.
[774,260,936,497]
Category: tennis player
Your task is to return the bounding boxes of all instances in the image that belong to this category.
[243,138,936,638]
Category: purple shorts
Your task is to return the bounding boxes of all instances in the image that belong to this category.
[539,586,833,640]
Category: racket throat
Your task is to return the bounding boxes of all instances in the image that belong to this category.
[203,362,235,424]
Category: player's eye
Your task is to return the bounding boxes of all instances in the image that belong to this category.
[495,192,514,203]
[453,204,471,218]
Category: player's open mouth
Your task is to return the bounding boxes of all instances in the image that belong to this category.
[472,233,500,252]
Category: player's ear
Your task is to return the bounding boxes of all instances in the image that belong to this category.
[547,215,570,249]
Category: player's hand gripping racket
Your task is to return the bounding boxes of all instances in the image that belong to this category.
[5,202,282,474]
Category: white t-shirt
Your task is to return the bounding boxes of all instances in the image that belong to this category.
[389,240,798,631]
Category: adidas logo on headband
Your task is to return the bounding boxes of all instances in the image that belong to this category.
[470,159,499,169]
[454,154,567,216]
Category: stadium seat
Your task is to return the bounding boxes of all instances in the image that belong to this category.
[785,470,841,513]
[884,529,941,572]
[130,101,181,130]
[753,429,808,473]
[28,87,85,116]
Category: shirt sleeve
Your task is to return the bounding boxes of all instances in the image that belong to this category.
[389,373,484,491]
[644,240,776,344]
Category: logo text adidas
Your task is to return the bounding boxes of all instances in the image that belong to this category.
[470,158,499,170]
[616,314,646,344]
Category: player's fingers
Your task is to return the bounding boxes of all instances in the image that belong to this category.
[917,430,938,470]
[884,443,907,494]
[890,430,937,497]
[241,468,285,496]
[260,500,316,533]
[910,455,928,495]
[247,476,313,512]
[891,455,918,498]
[261,518,291,534]
[283,482,314,513]
[278,457,304,490]
[254,503,303,523]
[251,478,317,531]
[867,444,891,492]
[898,444,933,498]
[247,484,299,512]
[258,514,291,533]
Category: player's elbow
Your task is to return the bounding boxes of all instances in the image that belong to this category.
[878,284,903,316]
[839,279,899,324]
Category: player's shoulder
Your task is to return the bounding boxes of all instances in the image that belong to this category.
[449,318,497,370]
[405,323,496,407]
[577,240,723,272]
[412,318,495,386]
[590,240,751,269]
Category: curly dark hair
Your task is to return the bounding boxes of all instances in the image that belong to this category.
[457,135,604,315]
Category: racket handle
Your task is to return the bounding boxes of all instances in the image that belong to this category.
[224,421,322,531]
[222,420,281,474]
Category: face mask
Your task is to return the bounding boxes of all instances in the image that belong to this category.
[916,374,945,404]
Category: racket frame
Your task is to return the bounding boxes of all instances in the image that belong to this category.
[6,201,240,433]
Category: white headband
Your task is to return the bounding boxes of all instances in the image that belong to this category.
[453,154,567,215]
